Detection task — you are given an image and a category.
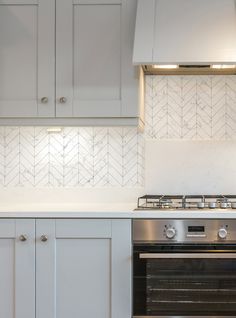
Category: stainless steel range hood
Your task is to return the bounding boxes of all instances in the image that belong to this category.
[133,0,236,75]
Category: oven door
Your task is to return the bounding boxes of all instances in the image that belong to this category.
[133,244,236,318]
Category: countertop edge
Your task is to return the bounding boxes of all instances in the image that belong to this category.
[1,211,236,219]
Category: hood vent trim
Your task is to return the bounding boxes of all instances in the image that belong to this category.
[144,65,236,75]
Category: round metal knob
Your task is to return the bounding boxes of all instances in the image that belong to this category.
[166,227,176,239]
[19,234,27,242]
[40,235,48,242]
[59,97,67,104]
[41,97,48,104]
[218,228,228,239]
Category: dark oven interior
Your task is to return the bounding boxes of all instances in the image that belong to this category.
[133,244,236,316]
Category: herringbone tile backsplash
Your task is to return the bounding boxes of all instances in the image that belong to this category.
[1,75,236,188]
[0,127,144,187]
[145,75,236,139]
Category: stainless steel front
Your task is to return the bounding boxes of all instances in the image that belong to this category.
[139,253,236,259]
[133,316,232,318]
[186,234,207,238]
[133,219,236,242]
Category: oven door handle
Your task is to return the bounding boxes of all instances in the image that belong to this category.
[139,253,236,259]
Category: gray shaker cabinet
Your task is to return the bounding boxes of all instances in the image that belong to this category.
[0,219,35,318]
[0,218,132,318]
[0,0,142,124]
[56,0,139,119]
[36,219,132,318]
[0,0,55,118]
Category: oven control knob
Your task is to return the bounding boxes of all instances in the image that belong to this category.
[165,227,176,239]
[218,228,228,239]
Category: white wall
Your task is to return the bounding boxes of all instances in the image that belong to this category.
[145,139,236,194]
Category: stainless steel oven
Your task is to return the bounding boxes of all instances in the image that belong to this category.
[133,219,236,318]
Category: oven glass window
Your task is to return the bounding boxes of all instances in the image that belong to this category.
[133,244,236,316]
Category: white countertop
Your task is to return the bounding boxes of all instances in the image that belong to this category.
[0,205,236,219]
[1,188,236,218]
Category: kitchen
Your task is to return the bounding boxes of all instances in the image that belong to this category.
[1,0,236,317]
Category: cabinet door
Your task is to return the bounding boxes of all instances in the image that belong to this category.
[36,219,132,318]
[56,0,138,118]
[0,219,35,318]
[0,0,55,117]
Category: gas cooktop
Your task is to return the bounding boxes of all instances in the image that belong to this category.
[136,195,236,210]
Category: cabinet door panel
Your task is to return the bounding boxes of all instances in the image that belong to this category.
[56,219,112,237]
[36,219,132,318]
[75,0,122,4]
[0,219,35,318]
[15,219,36,318]
[74,4,121,102]
[57,238,111,318]
[0,0,54,117]
[56,0,138,118]
[0,239,14,318]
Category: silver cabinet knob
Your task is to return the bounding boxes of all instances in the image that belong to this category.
[41,97,48,104]
[59,97,67,104]
[19,234,27,242]
[40,235,48,242]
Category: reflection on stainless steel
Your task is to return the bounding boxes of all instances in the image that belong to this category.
[133,219,236,317]
[149,288,236,292]
[232,202,236,209]
[209,202,217,209]
[139,253,236,259]
[133,316,233,318]
[133,219,233,242]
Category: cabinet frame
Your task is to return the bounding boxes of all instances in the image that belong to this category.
[36,219,132,318]
[0,219,35,318]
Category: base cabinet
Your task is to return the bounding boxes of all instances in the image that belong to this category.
[36,219,132,318]
[0,218,131,318]
[0,219,35,318]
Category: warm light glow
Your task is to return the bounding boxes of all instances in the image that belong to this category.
[211,64,236,69]
[46,127,63,133]
[153,65,179,69]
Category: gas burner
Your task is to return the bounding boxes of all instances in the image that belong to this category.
[136,195,236,210]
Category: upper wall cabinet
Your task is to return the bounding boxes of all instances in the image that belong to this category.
[0,0,142,125]
[0,0,55,118]
[56,0,139,119]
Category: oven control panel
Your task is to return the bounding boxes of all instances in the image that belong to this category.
[133,219,233,242]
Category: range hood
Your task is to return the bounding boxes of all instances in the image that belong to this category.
[133,0,236,75]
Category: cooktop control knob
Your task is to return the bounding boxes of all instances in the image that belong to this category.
[218,228,228,239]
[165,227,176,239]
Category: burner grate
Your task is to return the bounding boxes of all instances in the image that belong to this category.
[137,195,236,210]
